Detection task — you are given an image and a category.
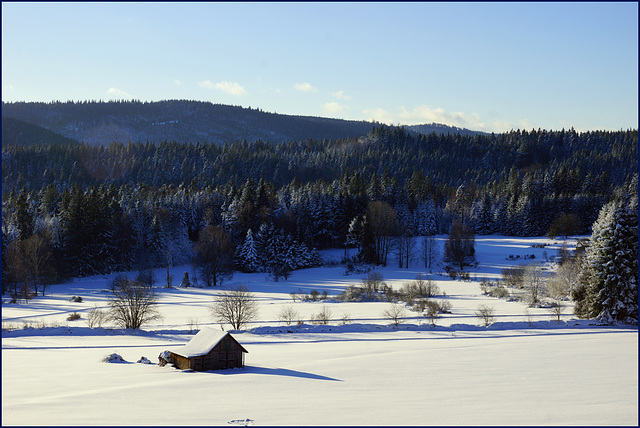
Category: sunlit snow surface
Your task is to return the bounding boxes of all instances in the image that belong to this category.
[2,236,637,426]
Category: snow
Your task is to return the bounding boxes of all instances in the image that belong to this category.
[2,235,637,426]
[171,327,237,358]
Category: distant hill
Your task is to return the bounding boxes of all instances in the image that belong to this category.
[1,116,78,147]
[2,100,486,146]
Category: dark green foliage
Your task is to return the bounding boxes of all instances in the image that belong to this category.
[1,123,637,282]
[573,188,638,324]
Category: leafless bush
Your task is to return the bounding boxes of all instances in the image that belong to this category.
[489,286,510,299]
[523,264,546,306]
[312,306,332,325]
[362,271,385,300]
[278,306,301,326]
[548,302,565,323]
[340,312,352,325]
[86,305,107,328]
[424,300,440,326]
[67,312,81,321]
[187,317,200,333]
[502,265,526,288]
[475,304,496,327]
[382,304,406,326]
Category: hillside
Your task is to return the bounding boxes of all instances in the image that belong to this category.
[1,100,485,146]
[1,116,78,147]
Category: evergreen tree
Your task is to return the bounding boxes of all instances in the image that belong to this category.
[235,228,259,272]
[573,195,638,324]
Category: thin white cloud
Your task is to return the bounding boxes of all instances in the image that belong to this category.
[363,108,395,125]
[360,105,515,133]
[107,87,132,99]
[324,102,348,115]
[331,90,352,101]
[3,84,14,91]
[294,82,317,93]
[199,80,247,96]
[174,80,182,86]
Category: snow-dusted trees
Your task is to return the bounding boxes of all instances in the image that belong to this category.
[572,192,638,324]
[235,228,259,272]
[235,224,321,276]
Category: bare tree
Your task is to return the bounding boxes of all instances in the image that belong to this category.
[548,302,565,323]
[443,221,475,270]
[194,226,235,287]
[362,201,398,266]
[312,306,332,325]
[395,228,416,269]
[422,234,439,270]
[278,305,300,326]
[23,234,53,296]
[107,275,162,329]
[382,303,406,326]
[210,285,259,330]
[475,304,496,327]
[523,264,546,306]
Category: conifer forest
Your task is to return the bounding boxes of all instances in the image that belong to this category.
[2,120,638,322]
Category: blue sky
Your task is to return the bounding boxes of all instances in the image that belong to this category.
[2,2,637,133]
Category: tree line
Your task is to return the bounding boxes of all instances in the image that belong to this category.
[2,126,637,304]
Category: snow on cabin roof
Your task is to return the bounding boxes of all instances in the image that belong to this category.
[171,327,247,358]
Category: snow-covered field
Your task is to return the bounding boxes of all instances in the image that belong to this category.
[2,236,637,426]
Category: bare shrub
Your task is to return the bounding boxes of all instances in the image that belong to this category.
[86,305,107,328]
[475,304,496,327]
[278,306,300,326]
[362,271,385,300]
[548,302,565,323]
[524,308,534,327]
[489,285,510,299]
[424,300,440,326]
[187,317,200,333]
[313,306,332,325]
[340,312,352,325]
[523,264,546,306]
[502,265,525,288]
[67,312,81,321]
[436,299,452,313]
[382,304,406,326]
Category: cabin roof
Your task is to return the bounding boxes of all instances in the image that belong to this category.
[171,327,248,358]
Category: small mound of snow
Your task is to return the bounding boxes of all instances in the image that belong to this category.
[102,353,126,363]
[137,356,152,364]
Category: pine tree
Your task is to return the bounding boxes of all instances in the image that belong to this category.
[236,228,259,272]
[574,195,638,324]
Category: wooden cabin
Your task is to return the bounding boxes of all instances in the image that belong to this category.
[169,328,248,371]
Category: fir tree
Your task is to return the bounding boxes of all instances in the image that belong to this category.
[574,195,638,324]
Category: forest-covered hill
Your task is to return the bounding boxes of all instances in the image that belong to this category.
[1,100,484,146]
[2,123,637,279]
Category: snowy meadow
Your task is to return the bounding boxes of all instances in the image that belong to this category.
[2,236,637,426]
